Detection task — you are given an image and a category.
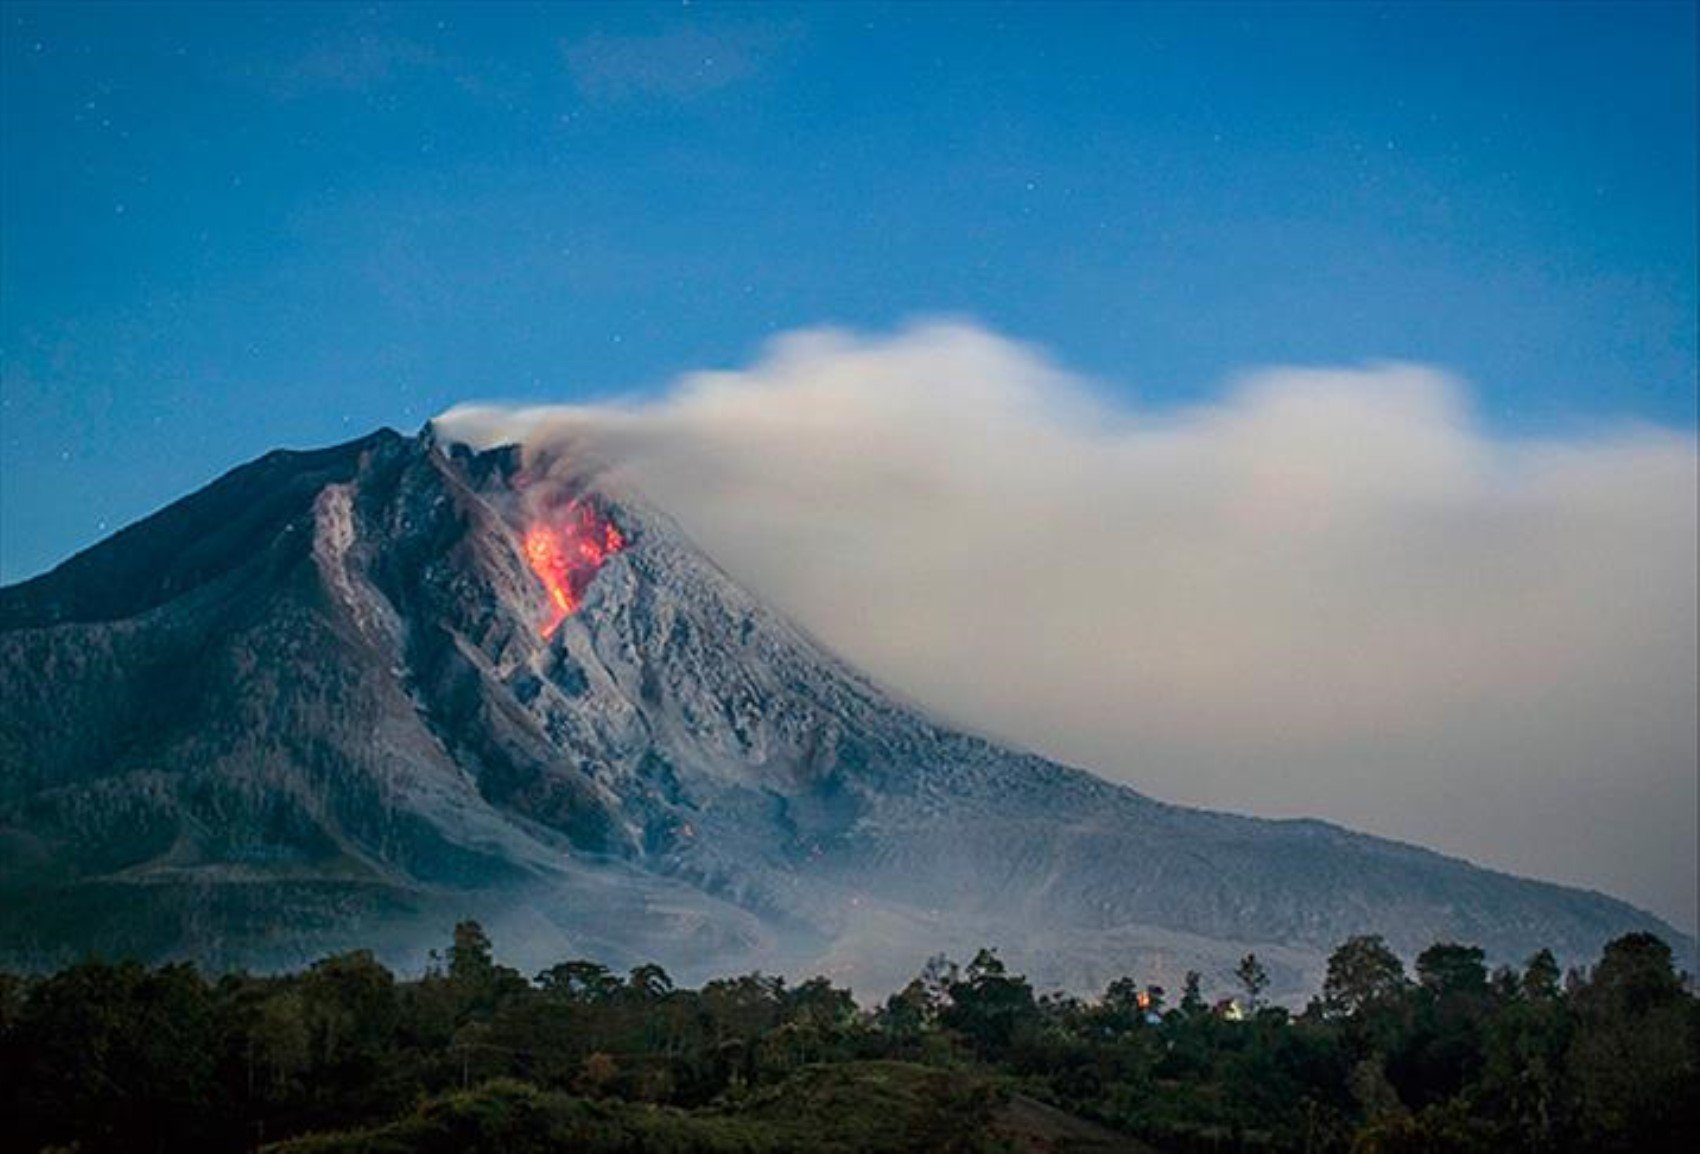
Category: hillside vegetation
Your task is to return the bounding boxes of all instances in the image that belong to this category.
[1,923,1694,1153]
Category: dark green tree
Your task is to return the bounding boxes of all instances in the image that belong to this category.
[626,963,675,1002]
[6,961,221,1153]
[1320,935,1410,1020]
[1522,948,1562,1001]
[1395,943,1492,1108]
[536,960,622,1003]
[1567,933,1698,1152]
[443,920,527,1019]
[449,921,495,987]
[1179,970,1206,1015]
[1235,953,1270,1012]
[1415,943,1488,999]
[944,948,1039,1057]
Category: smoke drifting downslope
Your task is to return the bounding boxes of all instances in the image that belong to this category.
[438,322,1699,931]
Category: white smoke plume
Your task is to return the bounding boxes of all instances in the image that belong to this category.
[438,321,1700,932]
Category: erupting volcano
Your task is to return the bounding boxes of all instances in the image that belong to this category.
[521,499,626,636]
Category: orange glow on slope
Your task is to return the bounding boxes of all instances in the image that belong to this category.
[522,500,626,636]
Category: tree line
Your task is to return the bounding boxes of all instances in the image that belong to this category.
[0,924,1694,1152]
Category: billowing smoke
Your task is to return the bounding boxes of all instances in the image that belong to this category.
[438,321,1699,932]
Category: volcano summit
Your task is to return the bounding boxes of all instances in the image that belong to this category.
[0,429,1684,997]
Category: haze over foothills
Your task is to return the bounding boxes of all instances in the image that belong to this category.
[1,1,1695,935]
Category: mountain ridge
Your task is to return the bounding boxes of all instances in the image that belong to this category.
[0,428,1686,997]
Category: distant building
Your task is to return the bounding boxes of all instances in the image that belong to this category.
[1213,998,1245,1021]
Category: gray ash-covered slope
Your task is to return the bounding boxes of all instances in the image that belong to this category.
[0,429,1684,995]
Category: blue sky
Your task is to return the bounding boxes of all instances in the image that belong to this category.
[1,0,1695,582]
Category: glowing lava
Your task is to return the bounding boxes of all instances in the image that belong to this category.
[522,500,626,637]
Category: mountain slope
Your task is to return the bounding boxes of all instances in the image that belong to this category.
[0,429,1684,995]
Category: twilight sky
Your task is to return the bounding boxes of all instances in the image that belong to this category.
[2,3,1696,929]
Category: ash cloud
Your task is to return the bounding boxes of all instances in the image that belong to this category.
[438,322,1700,932]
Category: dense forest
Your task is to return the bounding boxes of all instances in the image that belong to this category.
[1,925,1694,1153]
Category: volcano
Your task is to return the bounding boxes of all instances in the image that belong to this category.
[0,428,1685,995]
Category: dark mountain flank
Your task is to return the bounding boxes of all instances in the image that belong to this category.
[0,429,1684,996]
